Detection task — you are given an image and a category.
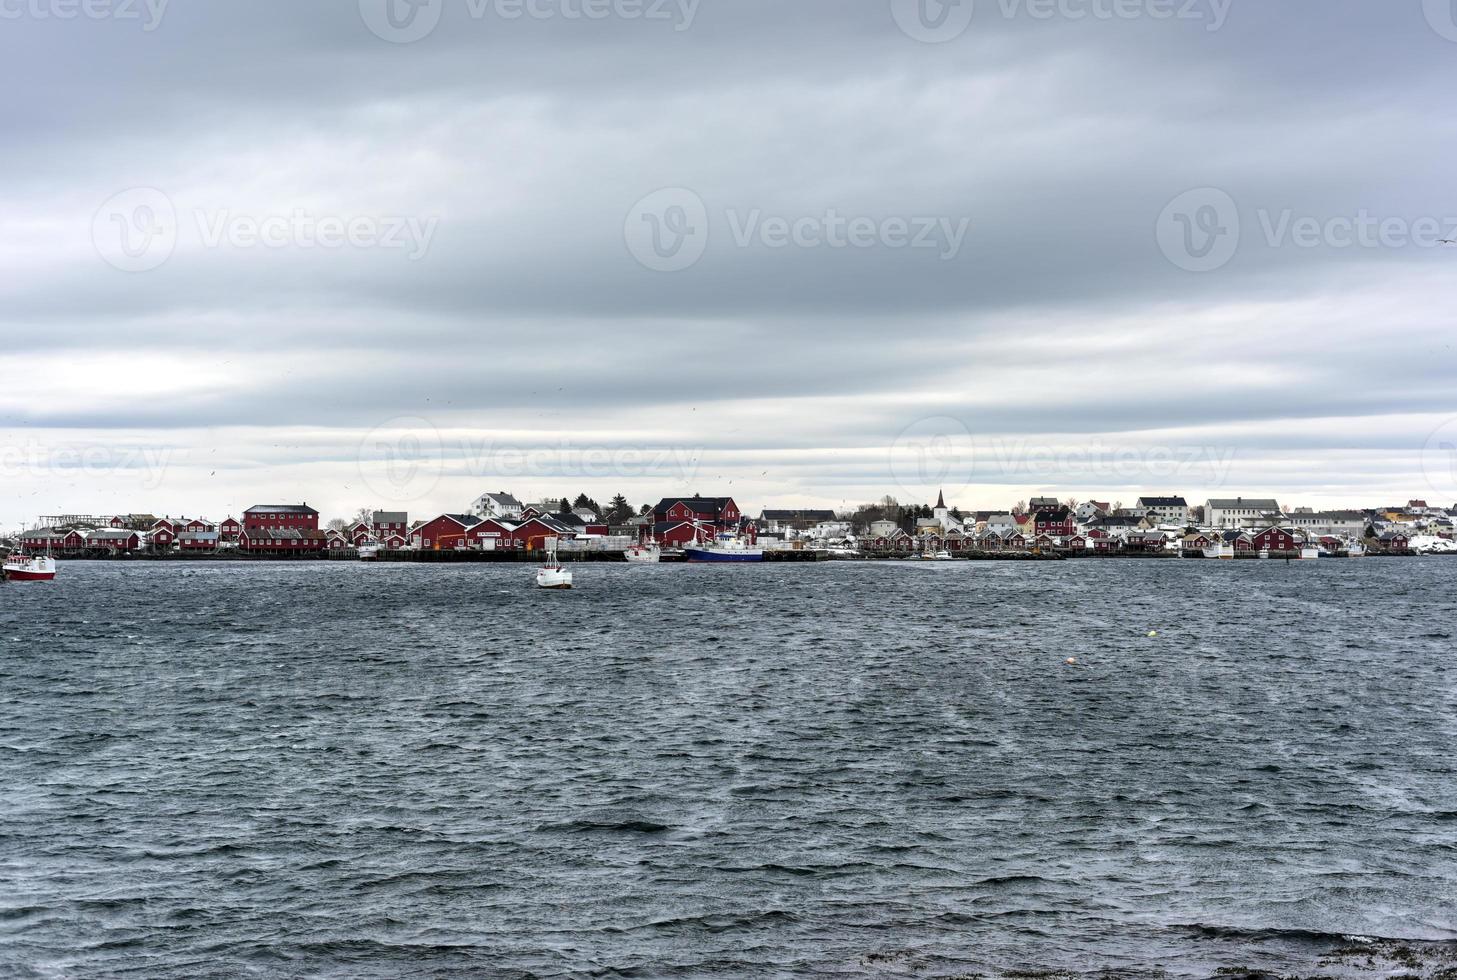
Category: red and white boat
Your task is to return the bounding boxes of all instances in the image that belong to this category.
[4,552,57,582]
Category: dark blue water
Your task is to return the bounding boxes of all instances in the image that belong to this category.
[2,559,1455,978]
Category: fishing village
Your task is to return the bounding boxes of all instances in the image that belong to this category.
[5,490,1454,575]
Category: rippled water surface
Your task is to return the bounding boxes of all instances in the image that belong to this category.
[2,559,1456,978]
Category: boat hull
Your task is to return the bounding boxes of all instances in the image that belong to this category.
[683,547,763,563]
[536,569,573,589]
[5,569,57,581]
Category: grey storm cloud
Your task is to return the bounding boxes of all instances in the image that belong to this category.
[1,0,1456,523]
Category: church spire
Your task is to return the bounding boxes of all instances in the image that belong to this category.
[935,489,946,510]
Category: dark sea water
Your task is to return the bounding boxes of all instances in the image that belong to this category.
[2,559,1456,979]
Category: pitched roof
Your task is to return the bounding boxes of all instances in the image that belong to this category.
[759,509,837,521]
[1138,496,1188,507]
[654,497,735,515]
[244,504,319,515]
[1207,498,1279,510]
[372,511,408,524]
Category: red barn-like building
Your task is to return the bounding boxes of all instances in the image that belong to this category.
[412,514,482,551]
[1253,526,1299,553]
[650,497,743,544]
[239,528,327,553]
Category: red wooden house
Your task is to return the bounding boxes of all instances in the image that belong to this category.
[1253,526,1299,553]
[468,518,517,549]
[238,528,327,553]
[244,504,320,532]
[89,529,142,553]
[1033,506,1076,537]
[20,529,86,554]
[372,511,409,539]
[220,517,242,540]
[150,519,177,549]
[503,516,579,550]
[348,521,373,545]
[650,497,743,544]
[177,531,220,551]
[412,514,482,551]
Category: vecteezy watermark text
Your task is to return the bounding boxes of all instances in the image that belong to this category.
[892,0,1231,43]
[625,187,971,272]
[0,0,168,30]
[0,440,174,489]
[358,0,698,43]
[93,188,439,272]
[1157,187,1457,272]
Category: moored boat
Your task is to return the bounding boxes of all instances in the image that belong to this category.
[624,542,660,564]
[4,553,57,582]
[536,539,573,589]
[684,532,763,563]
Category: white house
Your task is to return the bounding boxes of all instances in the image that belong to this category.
[1137,496,1189,526]
[472,491,524,520]
[1206,497,1281,529]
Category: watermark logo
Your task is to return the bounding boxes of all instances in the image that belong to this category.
[359,0,444,43]
[360,0,698,42]
[0,0,170,30]
[890,416,977,501]
[1421,417,1457,503]
[1156,187,1239,272]
[1158,187,1457,272]
[1424,0,1457,42]
[625,187,972,272]
[93,187,178,273]
[891,0,975,42]
[92,189,440,271]
[893,0,1231,42]
[359,417,445,503]
[624,187,710,273]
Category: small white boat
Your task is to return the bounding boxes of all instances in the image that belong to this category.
[1298,546,1319,561]
[1258,549,1271,560]
[623,542,660,564]
[357,542,381,561]
[1347,542,1367,558]
[930,550,955,561]
[536,539,573,590]
[4,553,57,581]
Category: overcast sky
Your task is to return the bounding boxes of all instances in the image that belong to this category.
[3,0,1456,525]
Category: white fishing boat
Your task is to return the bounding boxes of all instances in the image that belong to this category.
[1347,542,1367,558]
[623,542,660,564]
[1298,545,1319,561]
[4,552,57,582]
[357,542,381,561]
[535,538,573,589]
[930,550,955,561]
[1203,543,1236,560]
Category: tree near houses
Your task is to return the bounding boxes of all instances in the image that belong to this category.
[558,496,572,514]
[354,507,374,526]
[326,518,349,532]
[1012,500,1028,516]
[572,493,602,516]
[603,495,633,524]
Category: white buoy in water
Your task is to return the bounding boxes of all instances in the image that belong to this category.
[1147,630,1158,638]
